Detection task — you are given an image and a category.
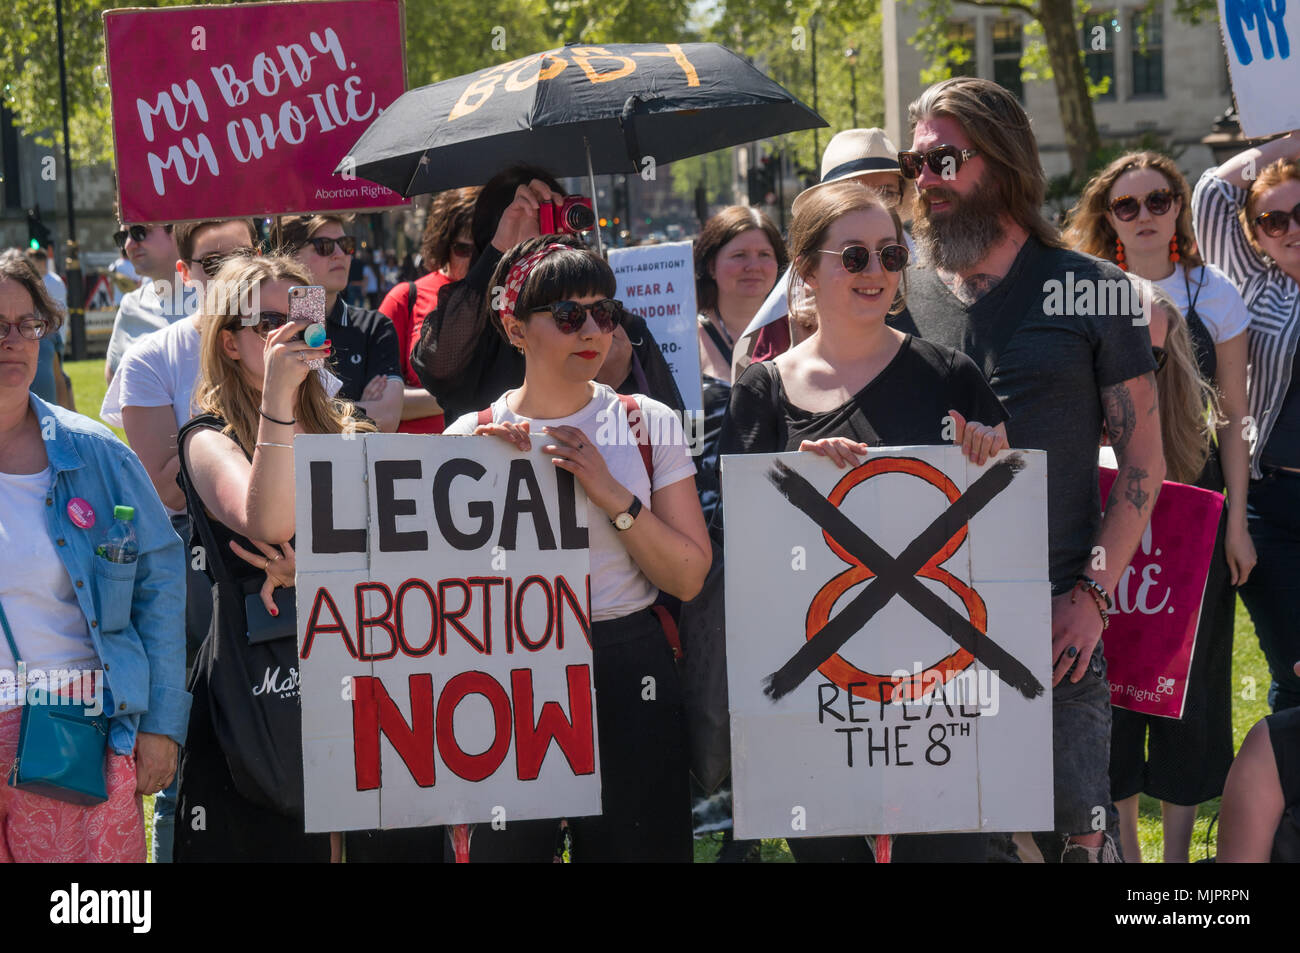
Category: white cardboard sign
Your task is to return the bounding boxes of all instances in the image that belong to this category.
[722,446,1054,839]
[608,240,703,414]
[1219,0,1300,136]
[294,433,600,833]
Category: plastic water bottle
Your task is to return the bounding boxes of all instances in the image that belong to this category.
[99,505,139,564]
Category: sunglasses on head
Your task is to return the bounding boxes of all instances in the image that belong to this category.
[1253,202,1300,239]
[817,243,910,274]
[897,145,979,180]
[529,298,624,334]
[1107,189,1176,222]
[232,310,291,338]
[113,223,171,250]
[1152,345,1168,372]
[304,235,356,256]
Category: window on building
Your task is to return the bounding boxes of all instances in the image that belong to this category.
[992,19,1025,101]
[1081,12,1119,101]
[0,107,21,211]
[945,21,977,77]
[1131,9,1164,97]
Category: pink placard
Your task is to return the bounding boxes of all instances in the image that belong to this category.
[104,0,408,223]
[1098,469,1224,718]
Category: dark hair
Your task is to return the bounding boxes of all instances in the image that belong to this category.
[486,235,616,343]
[694,206,788,312]
[471,165,565,256]
[421,187,480,272]
[0,248,63,331]
[174,218,259,262]
[274,213,353,253]
[908,77,1064,250]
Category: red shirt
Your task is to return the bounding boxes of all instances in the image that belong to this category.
[378,270,453,434]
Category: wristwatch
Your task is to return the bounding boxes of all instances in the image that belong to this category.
[611,495,643,531]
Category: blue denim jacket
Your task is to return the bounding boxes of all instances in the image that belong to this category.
[28,394,190,753]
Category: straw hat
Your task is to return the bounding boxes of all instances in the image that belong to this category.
[791,128,907,215]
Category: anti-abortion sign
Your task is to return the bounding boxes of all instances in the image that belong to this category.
[294,434,600,833]
[1099,469,1224,719]
[104,0,408,223]
[608,241,703,415]
[723,447,1054,839]
[1219,0,1300,136]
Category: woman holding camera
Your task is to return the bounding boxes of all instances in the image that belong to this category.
[443,235,711,861]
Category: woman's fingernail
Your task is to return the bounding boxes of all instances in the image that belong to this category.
[270,608,278,617]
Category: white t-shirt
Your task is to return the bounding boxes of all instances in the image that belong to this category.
[101,316,201,432]
[0,469,98,709]
[1154,262,1250,344]
[444,384,696,622]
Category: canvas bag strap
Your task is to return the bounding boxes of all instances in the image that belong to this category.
[618,393,653,483]
[0,596,21,665]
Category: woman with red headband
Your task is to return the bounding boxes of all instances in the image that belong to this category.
[443,235,711,862]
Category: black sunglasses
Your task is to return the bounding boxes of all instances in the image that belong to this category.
[304,236,356,256]
[817,243,910,274]
[1152,345,1168,372]
[1254,202,1300,239]
[897,145,979,180]
[530,299,624,334]
[187,247,254,276]
[232,310,291,338]
[1108,189,1176,222]
[113,223,172,250]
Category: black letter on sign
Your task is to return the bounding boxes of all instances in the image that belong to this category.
[555,468,588,550]
[500,458,556,551]
[375,459,427,552]
[433,458,493,550]
[310,461,366,553]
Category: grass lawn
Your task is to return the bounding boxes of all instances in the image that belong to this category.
[63,359,1274,864]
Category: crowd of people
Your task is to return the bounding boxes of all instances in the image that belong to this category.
[1,76,1298,863]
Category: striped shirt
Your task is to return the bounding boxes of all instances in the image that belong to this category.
[1192,168,1300,479]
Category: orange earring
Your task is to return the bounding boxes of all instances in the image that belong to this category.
[1169,234,1181,264]
[1115,238,1127,271]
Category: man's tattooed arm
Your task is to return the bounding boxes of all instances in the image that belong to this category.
[1100,380,1138,457]
[941,272,1003,306]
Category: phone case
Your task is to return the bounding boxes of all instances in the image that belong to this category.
[289,285,327,369]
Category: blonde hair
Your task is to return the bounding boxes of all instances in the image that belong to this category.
[194,254,375,452]
[1063,151,1202,269]
[785,180,908,326]
[1140,280,1222,484]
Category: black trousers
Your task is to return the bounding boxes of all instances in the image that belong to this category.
[469,608,693,862]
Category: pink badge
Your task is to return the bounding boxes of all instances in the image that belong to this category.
[67,498,96,529]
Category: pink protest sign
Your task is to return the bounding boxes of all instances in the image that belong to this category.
[104,0,408,223]
[1098,469,1223,719]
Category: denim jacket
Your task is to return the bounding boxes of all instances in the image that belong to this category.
[28,394,190,752]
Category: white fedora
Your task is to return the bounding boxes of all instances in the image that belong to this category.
[791,128,906,215]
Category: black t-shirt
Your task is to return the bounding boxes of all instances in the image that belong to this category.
[720,334,1008,455]
[889,237,1155,588]
[325,298,402,401]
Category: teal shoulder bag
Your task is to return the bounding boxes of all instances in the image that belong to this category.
[0,598,109,806]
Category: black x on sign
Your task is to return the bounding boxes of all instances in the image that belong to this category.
[762,454,1045,703]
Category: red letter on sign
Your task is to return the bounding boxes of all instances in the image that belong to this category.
[352,674,435,791]
[512,664,595,780]
[435,672,512,781]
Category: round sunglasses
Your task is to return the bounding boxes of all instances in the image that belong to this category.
[897,145,979,180]
[817,243,910,274]
[304,235,357,257]
[529,299,624,334]
[1107,188,1176,222]
[1254,202,1300,239]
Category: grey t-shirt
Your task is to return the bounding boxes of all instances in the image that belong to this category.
[105,278,195,378]
[891,237,1156,589]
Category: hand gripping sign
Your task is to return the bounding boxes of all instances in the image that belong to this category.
[723,446,1054,839]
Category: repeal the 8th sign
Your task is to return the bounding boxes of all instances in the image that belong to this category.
[723,446,1054,839]
[294,434,600,833]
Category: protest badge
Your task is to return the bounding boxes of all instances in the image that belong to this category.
[608,241,703,416]
[104,0,409,223]
[294,433,600,833]
[1098,469,1224,719]
[723,446,1054,839]
[1218,0,1300,136]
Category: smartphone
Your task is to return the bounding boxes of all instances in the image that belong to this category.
[288,285,327,370]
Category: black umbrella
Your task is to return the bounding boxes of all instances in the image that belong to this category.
[341,42,826,198]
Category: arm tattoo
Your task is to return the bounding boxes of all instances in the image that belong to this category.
[942,272,1003,305]
[1122,465,1150,512]
[1100,382,1137,456]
